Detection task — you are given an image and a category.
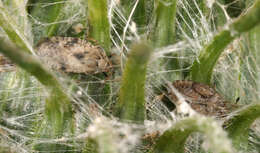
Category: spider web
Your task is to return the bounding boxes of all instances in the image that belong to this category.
[0,0,259,153]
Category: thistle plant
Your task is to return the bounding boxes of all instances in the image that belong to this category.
[0,0,260,153]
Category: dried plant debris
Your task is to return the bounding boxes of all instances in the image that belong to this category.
[142,130,160,150]
[163,80,238,118]
[0,54,15,72]
[36,37,112,74]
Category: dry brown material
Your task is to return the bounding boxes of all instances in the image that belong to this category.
[165,80,237,118]
[36,37,112,74]
[0,54,15,72]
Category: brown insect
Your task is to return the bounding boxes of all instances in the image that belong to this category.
[163,80,237,118]
[36,37,112,74]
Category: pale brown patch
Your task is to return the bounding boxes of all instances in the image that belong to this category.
[165,80,237,118]
[36,37,112,74]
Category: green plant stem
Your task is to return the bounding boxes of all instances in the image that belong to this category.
[150,115,234,153]
[191,30,234,84]
[190,0,260,84]
[0,40,74,137]
[151,0,181,79]
[87,0,111,55]
[225,103,260,149]
[152,0,177,47]
[115,43,152,123]
[0,1,33,53]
